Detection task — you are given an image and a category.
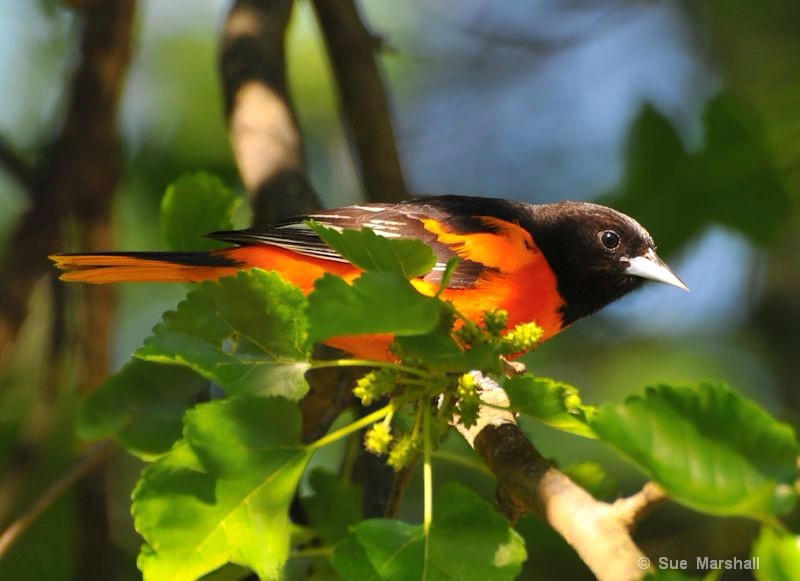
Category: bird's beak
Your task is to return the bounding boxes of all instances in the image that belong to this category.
[624,249,689,292]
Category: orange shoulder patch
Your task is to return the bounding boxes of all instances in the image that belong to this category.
[421,216,536,272]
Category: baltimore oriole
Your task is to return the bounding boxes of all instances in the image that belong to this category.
[50,195,688,359]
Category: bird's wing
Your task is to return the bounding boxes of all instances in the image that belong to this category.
[208,197,537,288]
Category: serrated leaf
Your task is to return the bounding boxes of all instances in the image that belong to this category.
[331,483,526,580]
[133,397,312,581]
[591,382,799,519]
[161,172,241,251]
[136,270,310,398]
[307,272,442,344]
[753,527,800,580]
[78,359,207,459]
[504,375,597,439]
[301,469,362,545]
[309,222,436,279]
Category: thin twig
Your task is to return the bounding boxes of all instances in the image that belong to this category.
[612,481,667,530]
[0,440,115,561]
[384,459,417,518]
[454,376,664,581]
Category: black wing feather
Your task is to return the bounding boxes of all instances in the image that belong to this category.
[207,197,511,288]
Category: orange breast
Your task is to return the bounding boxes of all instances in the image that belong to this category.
[435,269,564,342]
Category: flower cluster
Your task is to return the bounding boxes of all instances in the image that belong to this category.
[353,369,397,406]
[387,433,419,471]
[455,308,544,360]
[363,422,392,455]
[353,307,545,470]
[502,322,545,355]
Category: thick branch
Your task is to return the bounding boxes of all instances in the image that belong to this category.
[456,379,665,581]
[312,0,409,203]
[220,0,321,225]
[220,1,406,515]
[70,0,136,392]
[220,2,401,514]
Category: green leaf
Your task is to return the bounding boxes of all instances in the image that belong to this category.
[161,172,241,251]
[331,483,526,580]
[561,462,617,501]
[335,520,421,580]
[753,527,800,580]
[308,222,436,279]
[610,94,790,254]
[136,270,310,398]
[133,396,312,581]
[436,257,460,296]
[591,382,799,519]
[333,534,387,580]
[699,94,790,245]
[504,375,597,439]
[307,272,442,344]
[301,469,362,545]
[78,359,207,459]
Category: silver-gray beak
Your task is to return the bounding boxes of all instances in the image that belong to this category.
[624,249,689,292]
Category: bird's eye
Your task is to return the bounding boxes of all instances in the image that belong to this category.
[600,230,620,250]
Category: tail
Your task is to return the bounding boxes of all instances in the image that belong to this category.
[49,251,244,284]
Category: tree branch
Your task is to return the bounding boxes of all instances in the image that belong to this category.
[0,0,135,373]
[220,0,321,225]
[0,440,114,562]
[221,0,409,518]
[312,0,409,203]
[455,377,665,581]
[612,481,667,531]
[220,1,401,518]
[0,137,35,192]
[0,1,134,577]
[69,0,136,393]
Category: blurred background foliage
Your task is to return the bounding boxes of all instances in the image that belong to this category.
[0,0,798,579]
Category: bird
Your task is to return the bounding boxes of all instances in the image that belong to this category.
[50,195,688,359]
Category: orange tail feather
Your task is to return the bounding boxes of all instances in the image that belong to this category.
[49,251,243,284]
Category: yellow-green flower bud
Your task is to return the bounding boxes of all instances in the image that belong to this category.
[387,435,416,471]
[364,423,393,455]
[503,322,544,353]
